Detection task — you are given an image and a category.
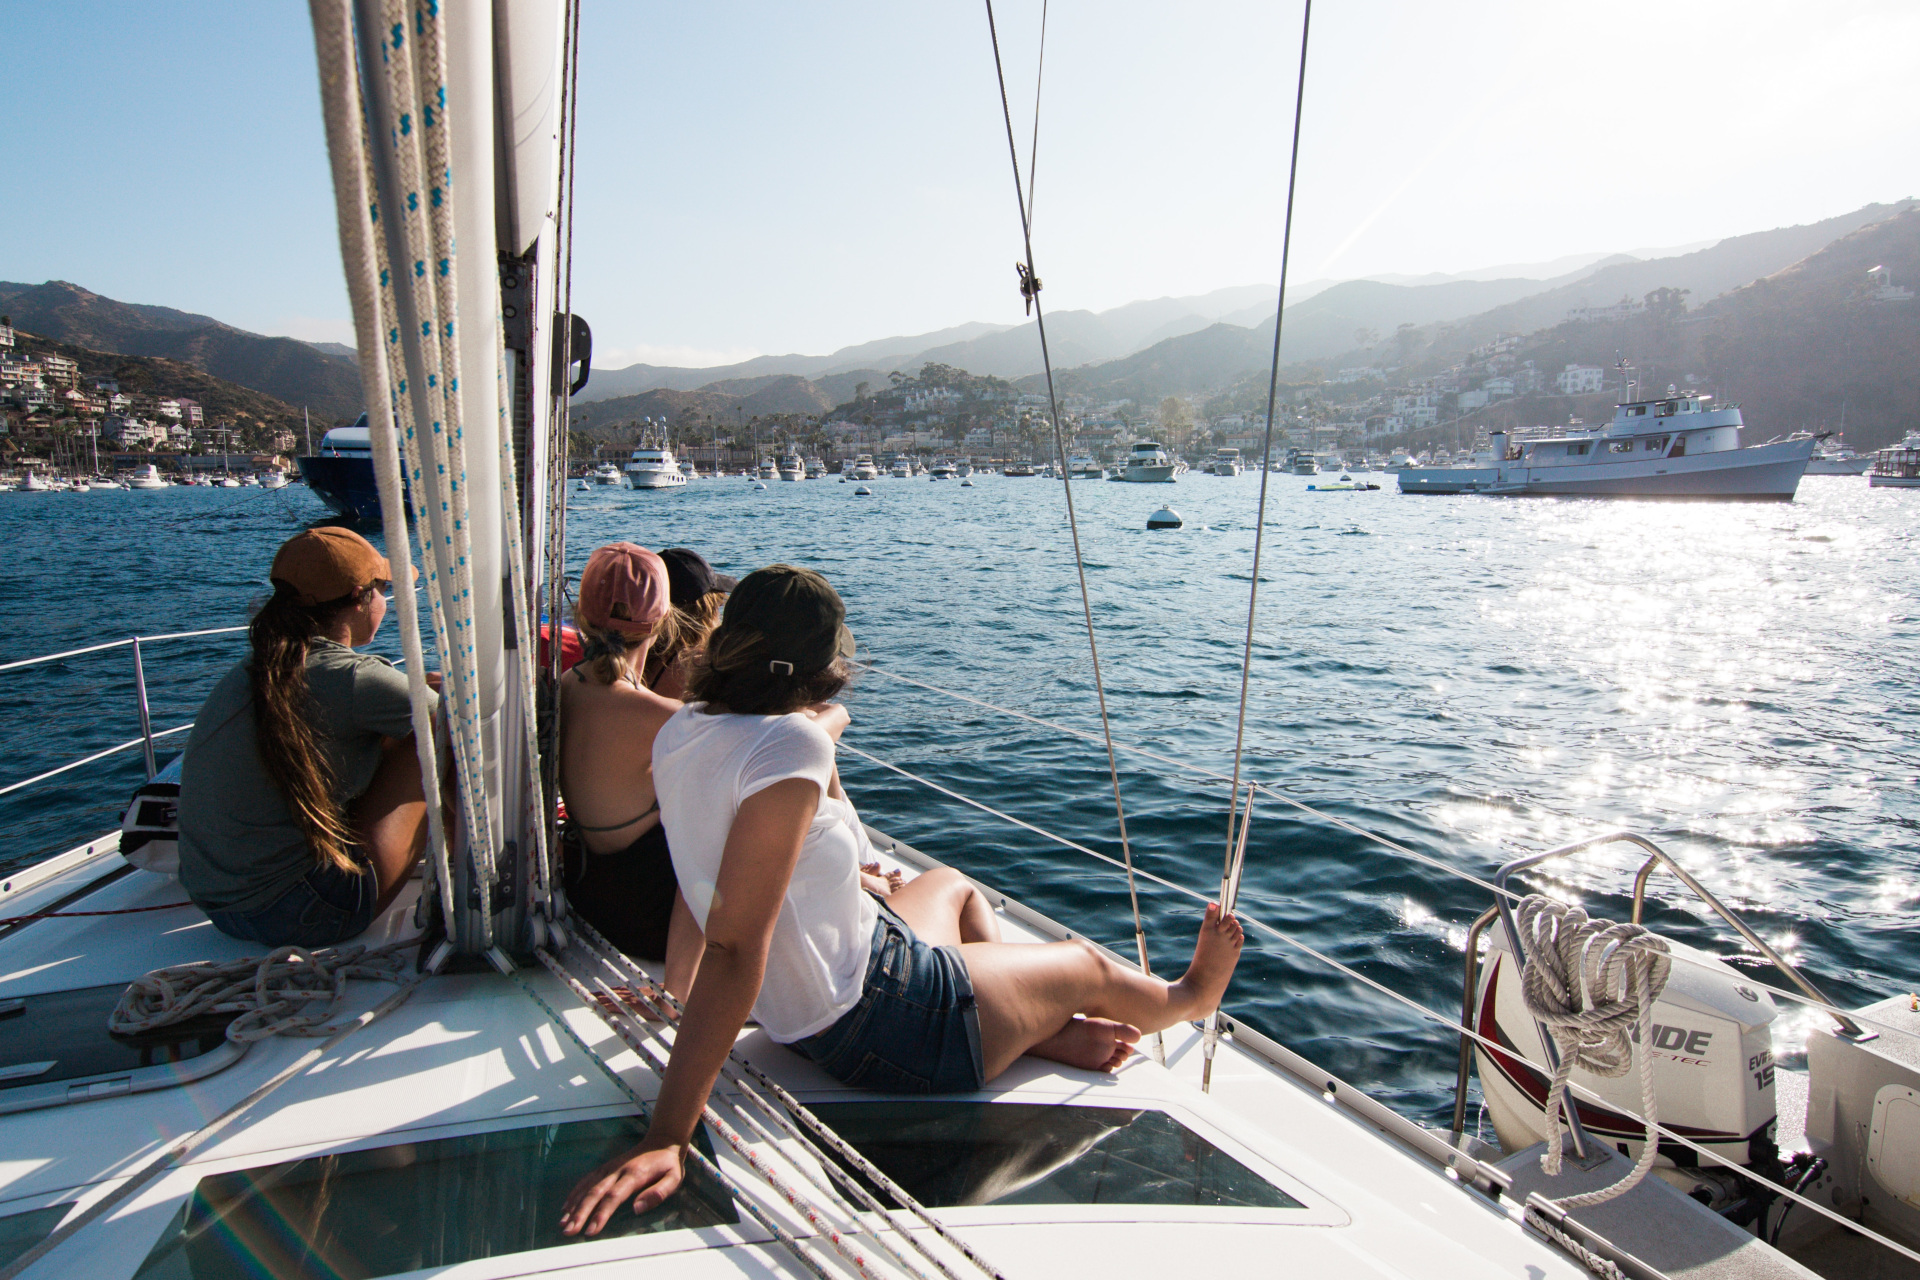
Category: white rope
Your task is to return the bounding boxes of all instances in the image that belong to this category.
[533,949,898,1280]
[1516,896,1671,1208]
[109,939,417,1042]
[0,973,420,1280]
[558,950,949,1280]
[365,0,499,946]
[495,343,554,923]
[309,0,457,930]
[563,914,1008,1280]
[508,971,834,1280]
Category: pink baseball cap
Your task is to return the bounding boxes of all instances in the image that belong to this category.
[577,543,670,635]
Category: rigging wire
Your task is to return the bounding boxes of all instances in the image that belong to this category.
[545,0,586,904]
[981,0,1161,1045]
[1025,0,1047,231]
[1203,0,1313,1092]
[850,663,1911,1038]
[833,739,1920,1270]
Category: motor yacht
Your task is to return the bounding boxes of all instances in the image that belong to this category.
[805,457,828,480]
[1067,453,1103,478]
[778,454,804,482]
[929,459,957,480]
[954,458,974,478]
[757,458,778,481]
[1399,392,1816,499]
[1868,433,1920,488]
[849,454,879,480]
[889,455,914,479]
[1208,448,1242,476]
[258,469,289,490]
[1109,441,1177,483]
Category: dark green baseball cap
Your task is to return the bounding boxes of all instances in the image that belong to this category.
[721,564,855,675]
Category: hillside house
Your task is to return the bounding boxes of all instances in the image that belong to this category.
[1867,265,1915,304]
[1554,364,1607,395]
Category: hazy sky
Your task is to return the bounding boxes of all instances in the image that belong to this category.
[3,1,1915,367]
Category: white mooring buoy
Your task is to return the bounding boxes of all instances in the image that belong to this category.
[752,481,767,491]
[960,478,974,487]
[854,485,873,496]
[1147,505,1182,530]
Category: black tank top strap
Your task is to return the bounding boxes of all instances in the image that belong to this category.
[570,795,659,832]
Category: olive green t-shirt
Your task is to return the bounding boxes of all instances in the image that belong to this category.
[177,639,435,914]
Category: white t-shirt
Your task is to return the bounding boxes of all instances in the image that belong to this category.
[652,703,879,1042]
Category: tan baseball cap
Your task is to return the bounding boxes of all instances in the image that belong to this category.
[270,527,395,606]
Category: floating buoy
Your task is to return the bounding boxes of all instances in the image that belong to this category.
[752,482,766,491]
[1146,505,1182,530]
[854,485,873,496]
[960,478,974,487]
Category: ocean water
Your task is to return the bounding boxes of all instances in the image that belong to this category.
[1,471,1914,1125]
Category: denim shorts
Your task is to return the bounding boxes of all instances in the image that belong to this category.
[789,903,986,1094]
[205,853,380,949]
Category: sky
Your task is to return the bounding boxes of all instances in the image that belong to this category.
[2,1,1916,368]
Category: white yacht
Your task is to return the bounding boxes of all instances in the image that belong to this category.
[889,455,914,479]
[1399,391,1816,499]
[125,464,166,490]
[624,444,686,489]
[849,453,879,480]
[588,461,628,487]
[1109,441,1177,483]
[928,459,957,480]
[1868,433,1920,488]
[954,458,973,478]
[757,458,778,481]
[1289,449,1318,475]
[258,469,289,490]
[805,457,828,480]
[1208,448,1242,476]
[1803,438,1873,475]
[1067,453,1103,478]
[778,454,804,482]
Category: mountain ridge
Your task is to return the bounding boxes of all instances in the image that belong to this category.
[0,280,362,422]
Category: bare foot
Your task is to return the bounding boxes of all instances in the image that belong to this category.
[1172,903,1244,1019]
[1027,1016,1142,1073]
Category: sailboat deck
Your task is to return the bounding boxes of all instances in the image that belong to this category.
[0,829,1623,1279]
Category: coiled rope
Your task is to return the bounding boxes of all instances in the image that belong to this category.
[109,938,418,1043]
[1515,894,1671,1208]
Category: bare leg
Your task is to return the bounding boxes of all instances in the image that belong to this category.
[962,904,1243,1081]
[663,891,704,1001]
[885,867,1000,946]
[349,735,429,915]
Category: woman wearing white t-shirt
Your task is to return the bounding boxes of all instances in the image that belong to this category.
[561,565,1244,1238]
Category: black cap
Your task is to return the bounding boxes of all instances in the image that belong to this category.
[659,547,739,609]
[720,565,854,675]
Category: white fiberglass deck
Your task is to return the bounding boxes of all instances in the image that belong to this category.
[0,830,1719,1280]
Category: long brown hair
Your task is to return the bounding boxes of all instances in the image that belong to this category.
[643,589,724,689]
[249,584,372,873]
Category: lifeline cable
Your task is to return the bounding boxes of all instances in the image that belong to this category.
[1205,0,1314,1094]
[834,737,1920,1270]
[981,0,1161,1051]
[841,674,1920,1041]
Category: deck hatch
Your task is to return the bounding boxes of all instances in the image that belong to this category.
[0,1204,70,1271]
[811,1101,1302,1209]
[131,1118,736,1279]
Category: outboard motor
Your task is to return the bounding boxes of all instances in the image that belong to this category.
[1473,928,1780,1173]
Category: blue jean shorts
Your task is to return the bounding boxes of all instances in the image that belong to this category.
[789,903,986,1094]
[205,854,380,949]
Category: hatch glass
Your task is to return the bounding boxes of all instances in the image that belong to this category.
[132,1118,736,1279]
[810,1101,1301,1209]
[0,983,234,1089]
[0,1204,70,1271]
